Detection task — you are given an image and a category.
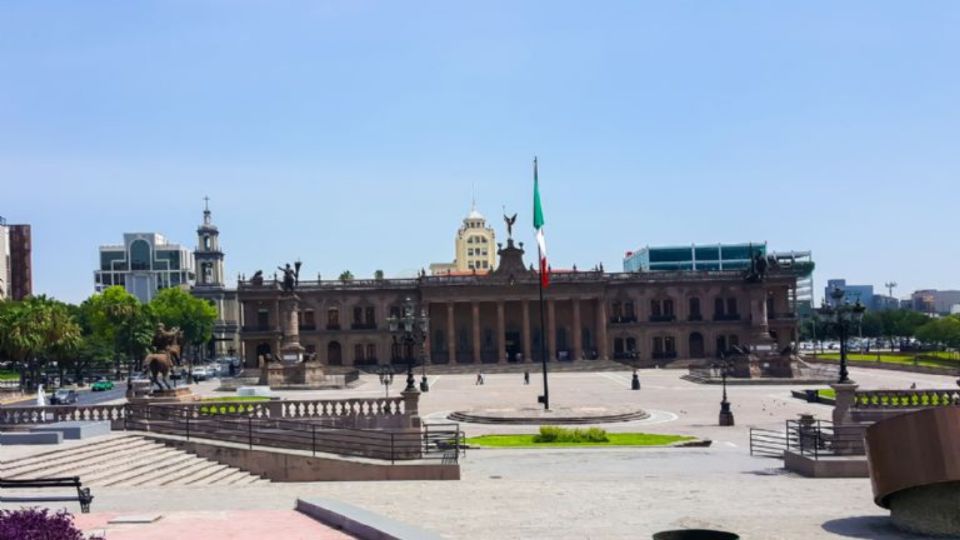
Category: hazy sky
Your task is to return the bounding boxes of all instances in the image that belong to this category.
[2,2,958,304]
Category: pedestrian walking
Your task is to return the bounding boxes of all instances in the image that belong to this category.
[523,371,530,385]
[476,371,484,385]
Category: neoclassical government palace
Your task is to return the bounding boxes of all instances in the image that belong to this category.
[237,239,802,369]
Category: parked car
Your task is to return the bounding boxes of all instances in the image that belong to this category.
[91,379,114,392]
[50,389,78,405]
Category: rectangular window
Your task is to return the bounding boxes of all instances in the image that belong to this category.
[366,344,376,361]
[354,344,365,361]
[650,300,662,317]
[365,307,376,326]
[257,309,269,329]
[327,308,339,327]
[726,298,738,315]
[714,298,725,316]
[353,307,363,324]
[653,337,664,355]
[624,302,635,319]
[663,299,674,317]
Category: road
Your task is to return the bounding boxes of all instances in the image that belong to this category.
[5,383,129,407]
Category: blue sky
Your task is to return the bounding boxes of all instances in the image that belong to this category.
[2,2,958,304]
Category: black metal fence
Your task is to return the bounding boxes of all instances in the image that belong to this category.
[123,404,463,464]
[784,418,865,459]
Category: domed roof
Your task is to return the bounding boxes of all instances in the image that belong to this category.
[467,208,484,220]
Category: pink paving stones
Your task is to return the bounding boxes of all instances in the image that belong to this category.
[75,510,354,540]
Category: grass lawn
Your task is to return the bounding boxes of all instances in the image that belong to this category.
[0,370,19,381]
[816,353,958,370]
[466,432,695,448]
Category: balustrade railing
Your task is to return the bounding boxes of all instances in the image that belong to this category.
[0,396,408,427]
[0,403,127,425]
[854,389,960,409]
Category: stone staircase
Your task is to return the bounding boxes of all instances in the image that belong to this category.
[0,435,269,488]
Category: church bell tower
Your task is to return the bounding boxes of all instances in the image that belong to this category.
[194,197,225,287]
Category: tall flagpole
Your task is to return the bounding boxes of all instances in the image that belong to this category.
[535,156,550,410]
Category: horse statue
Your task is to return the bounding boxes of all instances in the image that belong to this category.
[143,324,183,392]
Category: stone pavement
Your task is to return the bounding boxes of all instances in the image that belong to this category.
[7,366,955,539]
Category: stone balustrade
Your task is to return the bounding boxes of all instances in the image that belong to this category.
[854,389,960,409]
[0,395,415,429]
[0,403,127,425]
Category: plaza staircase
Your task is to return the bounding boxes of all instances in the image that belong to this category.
[0,435,270,488]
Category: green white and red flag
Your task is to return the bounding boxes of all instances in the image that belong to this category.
[533,157,549,288]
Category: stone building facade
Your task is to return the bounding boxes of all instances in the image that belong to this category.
[238,242,800,369]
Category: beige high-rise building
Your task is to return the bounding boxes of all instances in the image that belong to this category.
[430,203,497,275]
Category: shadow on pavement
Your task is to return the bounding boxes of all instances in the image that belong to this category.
[821,515,932,539]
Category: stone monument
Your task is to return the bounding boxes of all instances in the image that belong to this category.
[260,261,326,388]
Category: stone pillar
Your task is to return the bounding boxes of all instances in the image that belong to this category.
[597,298,609,359]
[547,299,556,361]
[522,300,532,362]
[572,299,582,360]
[496,301,506,363]
[447,303,456,363]
[279,294,304,362]
[401,388,422,429]
[472,302,481,363]
[831,382,859,426]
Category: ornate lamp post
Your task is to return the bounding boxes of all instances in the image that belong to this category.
[818,287,866,384]
[386,296,429,393]
[376,365,395,397]
[716,354,734,426]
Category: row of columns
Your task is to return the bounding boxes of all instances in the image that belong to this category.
[437,298,606,363]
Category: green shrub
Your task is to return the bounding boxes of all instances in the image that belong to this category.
[533,425,609,443]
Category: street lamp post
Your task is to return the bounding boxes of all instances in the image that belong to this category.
[386,297,429,393]
[819,286,866,384]
[377,366,395,397]
[717,354,734,426]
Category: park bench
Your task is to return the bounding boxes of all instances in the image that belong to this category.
[0,476,94,513]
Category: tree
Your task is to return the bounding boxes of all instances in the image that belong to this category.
[84,286,155,377]
[0,297,81,390]
[878,309,930,349]
[150,287,217,363]
[374,269,384,280]
[915,316,960,351]
[339,270,354,282]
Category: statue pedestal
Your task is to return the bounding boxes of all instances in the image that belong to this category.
[129,386,196,404]
[260,361,325,387]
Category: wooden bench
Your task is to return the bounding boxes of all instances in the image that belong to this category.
[0,477,94,513]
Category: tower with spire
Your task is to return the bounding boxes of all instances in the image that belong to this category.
[194,196,225,287]
[190,197,240,360]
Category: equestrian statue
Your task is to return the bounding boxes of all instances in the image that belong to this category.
[143,323,183,392]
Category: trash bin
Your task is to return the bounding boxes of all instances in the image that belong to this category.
[653,530,739,540]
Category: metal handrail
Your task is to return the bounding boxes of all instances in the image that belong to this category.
[123,404,461,463]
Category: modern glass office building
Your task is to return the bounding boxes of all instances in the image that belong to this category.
[94,233,196,303]
[623,243,767,273]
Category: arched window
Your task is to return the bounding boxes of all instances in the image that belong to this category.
[130,239,150,270]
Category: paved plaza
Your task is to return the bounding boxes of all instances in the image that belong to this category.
[6,365,951,539]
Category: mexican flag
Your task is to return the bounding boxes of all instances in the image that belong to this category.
[533,157,549,288]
